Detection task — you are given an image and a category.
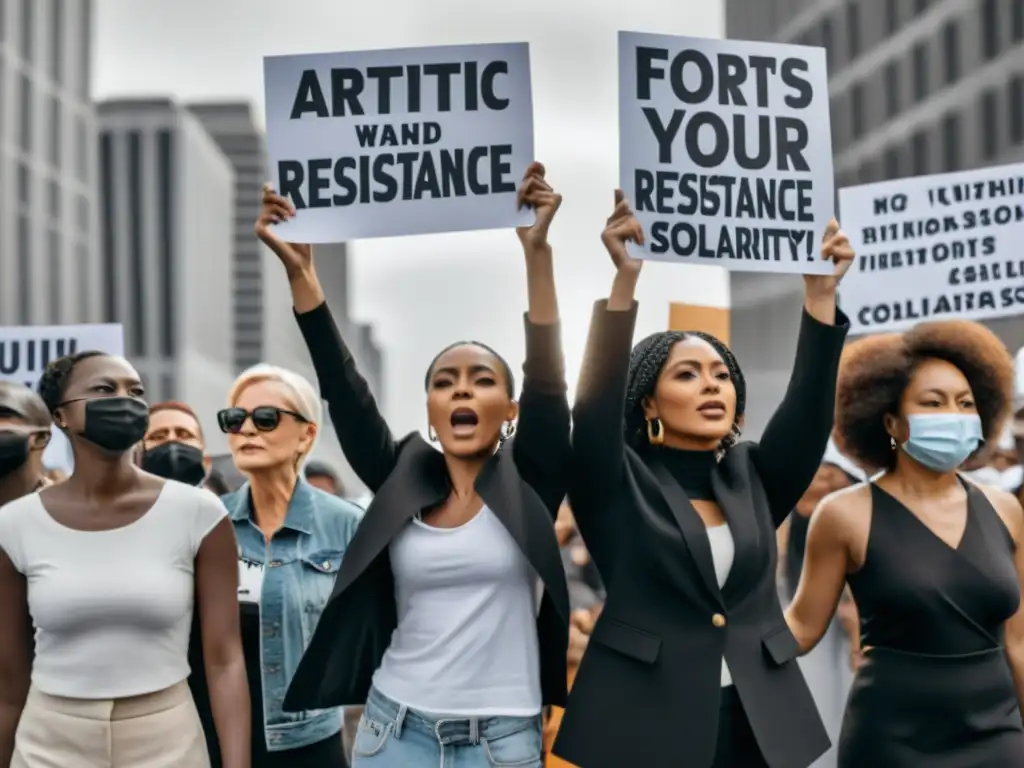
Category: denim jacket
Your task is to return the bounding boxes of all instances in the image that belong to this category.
[222,478,362,752]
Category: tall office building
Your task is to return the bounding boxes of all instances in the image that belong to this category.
[0,0,101,326]
[186,102,267,372]
[725,0,1024,436]
[97,98,237,453]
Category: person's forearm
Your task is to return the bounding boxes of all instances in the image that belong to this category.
[524,245,558,325]
[0,703,24,765]
[289,265,326,315]
[803,288,838,326]
[608,268,639,311]
[208,658,251,768]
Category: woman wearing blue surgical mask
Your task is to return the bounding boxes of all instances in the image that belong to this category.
[786,320,1024,767]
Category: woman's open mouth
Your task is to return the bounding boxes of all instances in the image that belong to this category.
[450,408,479,436]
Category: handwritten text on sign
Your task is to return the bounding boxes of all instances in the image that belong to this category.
[618,31,834,275]
[838,163,1024,334]
[263,42,534,243]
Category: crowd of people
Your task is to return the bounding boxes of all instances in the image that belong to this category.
[0,161,1022,768]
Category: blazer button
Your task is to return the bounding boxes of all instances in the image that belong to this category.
[712,613,726,628]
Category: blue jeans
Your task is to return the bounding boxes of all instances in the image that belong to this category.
[351,686,543,768]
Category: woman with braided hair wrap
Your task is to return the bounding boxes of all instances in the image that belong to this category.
[552,191,854,768]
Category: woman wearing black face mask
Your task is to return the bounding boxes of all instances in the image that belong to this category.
[0,383,52,506]
[142,401,210,486]
[0,351,250,768]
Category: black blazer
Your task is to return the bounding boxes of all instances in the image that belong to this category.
[553,301,849,768]
[282,302,571,711]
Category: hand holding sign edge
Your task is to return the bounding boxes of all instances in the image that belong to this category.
[804,218,855,297]
[602,189,645,275]
[256,183,313,281]
[802,218,855,325]
[515,162,561,255]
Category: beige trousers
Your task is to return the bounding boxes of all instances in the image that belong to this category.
[11,680,210,768]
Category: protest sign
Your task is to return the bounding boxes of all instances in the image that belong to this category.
[838,163,1024,334]
[618,31,834,275]
[264,42,534,243]
[0,323,124,472]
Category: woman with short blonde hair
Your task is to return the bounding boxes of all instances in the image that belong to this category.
[189,362,362,768]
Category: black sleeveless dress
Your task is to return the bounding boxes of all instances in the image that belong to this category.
[840,481,1024,767]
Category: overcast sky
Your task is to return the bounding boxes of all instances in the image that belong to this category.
[94,0,727,436]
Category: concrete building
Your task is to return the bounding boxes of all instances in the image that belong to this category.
[186,102,267,373]
[0,0,102,327]
[97,99,237,454]
[725,0,1024,437]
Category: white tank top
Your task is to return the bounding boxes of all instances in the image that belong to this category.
[0,482,226,699]
[372,505,542,716]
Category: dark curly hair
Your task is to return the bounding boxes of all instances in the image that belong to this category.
[424,341,515,399]
[835,321,1014,472]
[625,331,746,450]
[37,351,109,414]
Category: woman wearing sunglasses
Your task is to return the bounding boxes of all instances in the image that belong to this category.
[256,162,571,768]
[189,363,363,768]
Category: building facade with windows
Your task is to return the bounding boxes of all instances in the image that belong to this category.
[97,100,382,489]
[186,102,267,373]
[725,0,1024,438]
[97,99,237,453]
[0,0,101,327]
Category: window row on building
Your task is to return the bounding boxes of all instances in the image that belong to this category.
[797,0,1023,77]
[839,73,1024,187]
[0,0,91,100]
[827,3,1024,155]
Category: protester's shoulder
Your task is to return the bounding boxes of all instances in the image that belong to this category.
[964,476,1024,540]
[218,486,245,515]
[312,486,364,525]
[0,492,45,535]
[0,493,47,567]
[160,480,228,536]
[811,482,872,537]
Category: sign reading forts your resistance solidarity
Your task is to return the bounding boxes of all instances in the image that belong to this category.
[618,31,835,275]
[838,162,1024,334]
[263,42,535,243]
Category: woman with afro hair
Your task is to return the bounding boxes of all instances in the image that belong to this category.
[551,191,854,768]
[787,320,1024,766]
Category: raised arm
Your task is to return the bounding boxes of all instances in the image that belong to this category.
[752,220,854,526]
[510,163,570,514]
[256,187,398,492]
[569,191,644,577]
[0,551,31,766]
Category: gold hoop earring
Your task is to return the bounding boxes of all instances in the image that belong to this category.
[646,417,664,446]
[428,426,438,442]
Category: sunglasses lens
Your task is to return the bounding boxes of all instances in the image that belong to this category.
[251,407,281,431]
[218,408,246,433]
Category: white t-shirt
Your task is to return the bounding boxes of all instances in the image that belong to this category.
[0,481,226,699]
[372,506,542,716]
